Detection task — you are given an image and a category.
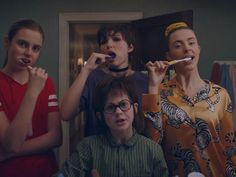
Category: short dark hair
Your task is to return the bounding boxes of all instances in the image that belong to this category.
[93,76,144,134]
[97,23,135,47]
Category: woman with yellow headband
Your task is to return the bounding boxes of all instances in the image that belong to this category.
[143,22,235,177]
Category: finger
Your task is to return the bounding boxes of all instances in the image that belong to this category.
[43,73,48,79]
[95,57,103,65]
[145,61,155,68]
[35,67,47,76]
[163,60,169,65]
[27,65,33,70]
[154,61,168,70]
[28,67,37,74]
[158,62,167,70]
[88,53,106,65]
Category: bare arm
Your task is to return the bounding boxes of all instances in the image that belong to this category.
[142,60,169,144]
[0,67,47,153]
[16,112,61,155]
[0,112,62,161]
[145,60,168,94]
[60,52,110,121]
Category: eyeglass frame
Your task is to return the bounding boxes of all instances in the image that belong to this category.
[103,99,133,114]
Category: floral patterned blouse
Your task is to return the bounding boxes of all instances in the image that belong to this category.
[142,77,236,177]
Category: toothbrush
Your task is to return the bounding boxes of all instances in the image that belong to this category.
[105,53,116,60]
[20,59,32,69]
[167,57,192,65]
[95,53,116,64]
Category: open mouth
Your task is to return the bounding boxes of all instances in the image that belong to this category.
[185,56,193,60]
[184,56,194,63]
[20,58,30,65]
[105,52,116,60]
[19,58,32,69]
[168,57,192,65]
[94,52,117,65]
[116,118,126,125]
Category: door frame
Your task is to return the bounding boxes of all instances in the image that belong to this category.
[58,12,143,167]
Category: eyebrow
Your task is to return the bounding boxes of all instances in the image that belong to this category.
[18,39,42,48]
[187,37,196,41]
[33,44,42,48]
[108,32,122,37]
[174,37,196,43]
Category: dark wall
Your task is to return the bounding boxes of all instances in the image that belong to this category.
[0,0,235,91]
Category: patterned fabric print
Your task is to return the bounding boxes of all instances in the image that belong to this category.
[145,112,163,142]
[161,92,212,173]
[160,89,194,128]
[170,143,201,177]
[205,88,220,112]
[225,146,236,176]
[226,160,236,177]
[225,147,236,159]
[194,118,211,160]
[227,102,233,113]
[215,122,221,142]
[160,91,212,175]
[182,83,221,113]
[142,77,236,177]
[192,84,210,103]
[225,132,236,144]
[181,84,210,106]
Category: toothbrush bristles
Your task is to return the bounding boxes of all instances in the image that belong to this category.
[168,57,192,65]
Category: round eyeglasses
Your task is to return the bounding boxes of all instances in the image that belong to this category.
[104,99,133,114]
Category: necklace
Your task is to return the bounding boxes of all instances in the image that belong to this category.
[109,66,129,73]
[206,91,220,112]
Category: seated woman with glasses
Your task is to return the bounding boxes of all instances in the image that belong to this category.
[55,77,168,177]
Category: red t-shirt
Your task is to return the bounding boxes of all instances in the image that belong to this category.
[0,71,59,177]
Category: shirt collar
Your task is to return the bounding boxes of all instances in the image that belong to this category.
[104,129,138,148]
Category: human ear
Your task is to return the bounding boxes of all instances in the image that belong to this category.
[128,44,134,53]
[133,103,138,114]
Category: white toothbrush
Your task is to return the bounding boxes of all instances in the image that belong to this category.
[20,59,32,69]
[168,57,192,65]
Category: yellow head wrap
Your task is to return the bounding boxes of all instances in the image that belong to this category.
[164,22,188,37]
